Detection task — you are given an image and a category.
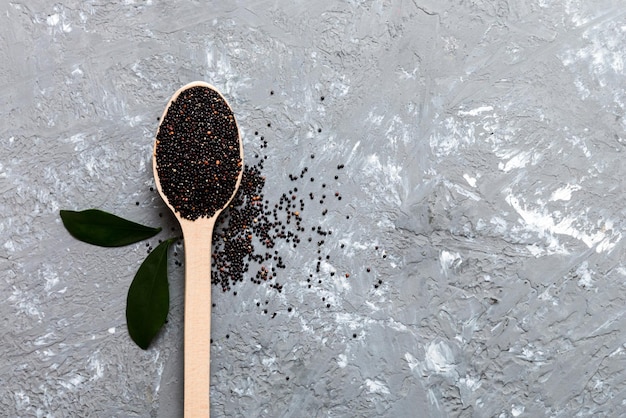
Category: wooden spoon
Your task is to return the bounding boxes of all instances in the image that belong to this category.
[152,81,243,417]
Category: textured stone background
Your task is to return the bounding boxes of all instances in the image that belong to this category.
[2,1,626,417]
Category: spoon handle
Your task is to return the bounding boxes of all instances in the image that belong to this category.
[180,218,216,417]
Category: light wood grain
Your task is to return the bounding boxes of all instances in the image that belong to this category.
[180,217,214,417]
[153,81,243,417]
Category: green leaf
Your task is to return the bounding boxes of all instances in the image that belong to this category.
[126,238,176,350]
[60,209,161,247]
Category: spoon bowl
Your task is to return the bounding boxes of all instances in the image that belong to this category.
[153,81,243,417]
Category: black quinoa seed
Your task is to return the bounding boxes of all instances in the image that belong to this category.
[155,85,242,221]
[196,112,353,302]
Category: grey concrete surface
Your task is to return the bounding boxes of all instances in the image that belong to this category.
[2,1,626,417]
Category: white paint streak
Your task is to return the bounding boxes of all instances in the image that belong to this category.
[299,317,313,334]
[506,192,618,253]
[445,180,481,201]
[42,267,60,293]
[8,287,44,320]
[337,354,348,368]
[559,16,625,95]
[345,140,361,166]
[459,375,481,391]
[387,318,408,332]
[440,251,461,274]
[88,352,104,381]
[538,287,558,305]
[361,153,403,206]
[498,150,532,172]
[512,343,547,363]
[364,379,390,395]
[65,133,86,144]
[550,184,581,201]
[405,352,419,371]
[124,114,143,127]
[458,105,494,116]
[330,76,350,97]
[366,111,384,126]
[14,391,30,409]
[488,216,508,235]
[335,312,371,329]
[45,9,72,33]
[4,240,15,253]
[34,332,56,346]
[511,404,525,417]
[262,356,276,368]
[430,116,476,156]
[46,14,60,26]
[576,261,595,289]
[60,373,86,390]
[424,340,457,374]
[365,301,380,312]
[463,174,477,187]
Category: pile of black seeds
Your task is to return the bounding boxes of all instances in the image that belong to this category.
[150,90,386,306]
[211,159,315,293]
[155,86,242,221]
[210,121,348,294]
